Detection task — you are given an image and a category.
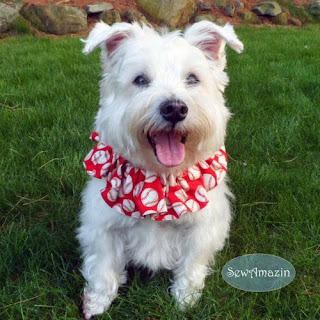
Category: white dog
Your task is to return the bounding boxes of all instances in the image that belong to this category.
[77,21,243,319]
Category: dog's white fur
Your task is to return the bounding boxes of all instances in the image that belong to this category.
[77,21,243,319]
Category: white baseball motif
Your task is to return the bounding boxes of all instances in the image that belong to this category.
[211,160,221,171]
[188,165,201,180]
[107,189,118,202]
[172,202,188,216]
[131,211,141,218]
[186,199,200,212]
[133,181,144,198]
[177,177,190,191]
[215,170,221,182]
[123,199,135,212]
[162,214,177,221]
[141,188,159,207]
[203,173,217,191]
[218,155,227,167]
[118,185,124,198]
[92,150,110,165]
[145,171,158,183]
[157,198,166,212]
[165,196,172,209]
[110,177,121,189]
[84,149,93,162]
[198,160,209,169]
[117,163,123,176]
[122,175,133,194]
[195,185,208,203]
[100,162,111,176]
[174,189,188,202]
[143,210,158,216]
[125,165,133,174]
[86,169,96,177]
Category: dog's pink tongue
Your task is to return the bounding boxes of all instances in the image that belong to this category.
[155,132,185,167]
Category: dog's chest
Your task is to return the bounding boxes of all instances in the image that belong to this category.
[124,219,193,270]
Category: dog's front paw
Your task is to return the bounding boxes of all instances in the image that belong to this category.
[82,288,112,320]
[170,286,202,310]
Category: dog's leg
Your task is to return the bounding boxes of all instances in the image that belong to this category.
[171,234,227,308]
[170,243,213,308]
[78,227,126,319]
[170,190,231,308]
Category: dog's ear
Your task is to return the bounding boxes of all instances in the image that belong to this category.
[184,21,243,69]
[82,22,134,55]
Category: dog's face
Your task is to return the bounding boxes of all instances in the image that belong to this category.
[83,22,243,173]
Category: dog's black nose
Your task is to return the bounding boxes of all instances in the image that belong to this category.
[160,100,188,125]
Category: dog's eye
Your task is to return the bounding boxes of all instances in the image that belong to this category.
[133,75,150,87]
[186,74,200,86]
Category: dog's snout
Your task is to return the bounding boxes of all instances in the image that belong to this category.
[160,100,188,124]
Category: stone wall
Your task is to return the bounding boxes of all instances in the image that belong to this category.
[1,1,319,37]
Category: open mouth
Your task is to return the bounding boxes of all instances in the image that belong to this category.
[147,130,188,167]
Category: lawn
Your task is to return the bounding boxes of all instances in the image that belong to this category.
[0,25,319,319]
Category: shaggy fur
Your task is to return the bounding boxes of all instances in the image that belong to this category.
[77,21,243,319]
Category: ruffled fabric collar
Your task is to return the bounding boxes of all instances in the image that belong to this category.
[84,132,227,221]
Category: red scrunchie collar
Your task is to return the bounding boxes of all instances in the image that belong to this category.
[84,132,227,221]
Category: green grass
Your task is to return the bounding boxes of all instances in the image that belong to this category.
[0,26,319,319]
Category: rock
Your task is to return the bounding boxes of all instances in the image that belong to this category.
[224,3,235,17]
[0,3,19,33]
[234,0,244,10]
[270,11,288,25]
[237,11,262,24]
[289,17,302,27]
[198,2,211,11]
[308,1,320,20]
[214,0,227,8]
[124,9,148,24]
[100,9,121,25]
[21,6,87,35]
[194,14,225,26]
[253,1,282,17]
[137,0,196,28]
[85,2,113,15]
